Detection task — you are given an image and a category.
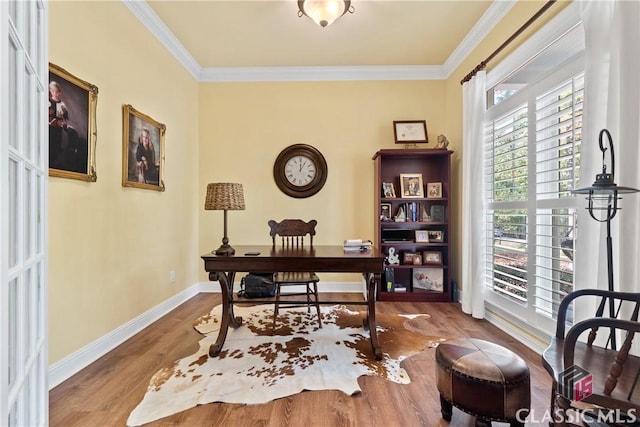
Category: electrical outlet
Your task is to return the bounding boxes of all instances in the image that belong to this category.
[170,270,176,283]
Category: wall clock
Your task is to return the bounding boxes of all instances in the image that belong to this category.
[273,144,328,198]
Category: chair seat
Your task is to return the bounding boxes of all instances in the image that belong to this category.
[543,337,640,413]
[274,271,319,284]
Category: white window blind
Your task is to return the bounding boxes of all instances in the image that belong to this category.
[533,73,582,319]
[484,68,583,327]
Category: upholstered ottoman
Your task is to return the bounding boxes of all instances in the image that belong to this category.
[435,338,531,427]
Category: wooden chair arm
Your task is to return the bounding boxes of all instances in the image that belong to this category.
[555,289,640,339]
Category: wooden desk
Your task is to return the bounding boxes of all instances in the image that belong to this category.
[201,245,385,360]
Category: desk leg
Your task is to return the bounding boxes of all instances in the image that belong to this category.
[365,272,383,360]
[208,271,243,357]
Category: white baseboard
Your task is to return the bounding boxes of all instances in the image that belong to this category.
[48,280,364,389]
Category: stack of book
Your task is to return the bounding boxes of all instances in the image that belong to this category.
[343,239,373,252]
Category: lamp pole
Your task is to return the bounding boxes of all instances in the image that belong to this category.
[573,129,640,350]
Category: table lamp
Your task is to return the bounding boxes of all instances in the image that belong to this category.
[573,129,639,348]
[205,183,245,256]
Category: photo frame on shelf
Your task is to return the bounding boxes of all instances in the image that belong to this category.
[413,267,444,292]
[400,173,424,198]
[415,230,429,243]
[122,104,166,192]
[403,251,420,265]
[48,63,98,182]
[422,251,443,265]
[427,230,444,242]
[393,120,428,144]
[380,203,392,221]
[382,182,396,198]
[426,182,443,198]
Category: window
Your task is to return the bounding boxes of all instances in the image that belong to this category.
[484,64,583,331]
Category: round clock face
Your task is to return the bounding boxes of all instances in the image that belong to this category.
[274,144,327,198]
[285,155,316,186]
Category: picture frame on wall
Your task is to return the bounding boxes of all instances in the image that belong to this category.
[400,173,424,198]
[48,63,98,182]
[122,104,166,191]
[413,267,444,292]
[393,120,428,144]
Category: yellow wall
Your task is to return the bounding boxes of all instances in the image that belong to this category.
[48,0,570,366]
[198,80,445,283]
[48,1,199,364]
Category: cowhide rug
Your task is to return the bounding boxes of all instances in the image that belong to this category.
[127,304,443,426]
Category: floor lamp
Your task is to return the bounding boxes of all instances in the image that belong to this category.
[573,129,639,349]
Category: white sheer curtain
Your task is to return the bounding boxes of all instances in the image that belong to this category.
[461,71,486,319]
[577,1,640,305]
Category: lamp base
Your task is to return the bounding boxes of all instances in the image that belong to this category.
[214,244,235,256]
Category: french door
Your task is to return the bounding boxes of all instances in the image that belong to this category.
[1,1,48,425]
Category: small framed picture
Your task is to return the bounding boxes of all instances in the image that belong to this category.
[422,251,443,265]
[427,230,444,243]
[400,173,424,198]
[393,120,428,144]
[380,203,392,221]
[427,182,443,198]
[415,230,429,243]
[413,267,444,292]
[122,104,166,191]
[382,182,396,198]
[403,251,420,265]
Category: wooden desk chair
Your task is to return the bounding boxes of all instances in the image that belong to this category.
[268,219,322,329]
[542,289,640,426]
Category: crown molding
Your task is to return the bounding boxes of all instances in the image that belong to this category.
[124,0,510,83]
[198,65,445,82]
[122,0,201,79]
[442,0,516,77]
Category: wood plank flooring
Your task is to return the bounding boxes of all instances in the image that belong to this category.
[49,293,553,426]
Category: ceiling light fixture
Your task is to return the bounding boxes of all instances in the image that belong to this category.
[297,0,354,28]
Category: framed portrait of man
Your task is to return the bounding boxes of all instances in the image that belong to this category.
[48,63,98,181]
[122,104,166,191]
[400,173,424,198]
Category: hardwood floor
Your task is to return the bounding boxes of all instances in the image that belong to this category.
[49,293,553,426]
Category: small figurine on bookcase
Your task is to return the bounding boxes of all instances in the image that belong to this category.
[386,247,400,265]
[435,134,450,149]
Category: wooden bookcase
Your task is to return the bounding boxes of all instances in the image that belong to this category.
[373,149,453,302]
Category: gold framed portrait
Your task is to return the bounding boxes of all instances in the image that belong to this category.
[122,104,166,191]
[48,63,98,182]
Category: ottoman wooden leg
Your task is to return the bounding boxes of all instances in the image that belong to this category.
[440,395,452,421]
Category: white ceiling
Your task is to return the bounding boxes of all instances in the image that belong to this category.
[124,1,516,81]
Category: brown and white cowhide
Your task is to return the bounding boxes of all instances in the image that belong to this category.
[127,304,443,426]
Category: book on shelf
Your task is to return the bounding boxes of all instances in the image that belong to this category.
[343,239,373,252]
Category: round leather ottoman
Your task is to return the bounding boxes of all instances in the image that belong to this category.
[435,338,531,427]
